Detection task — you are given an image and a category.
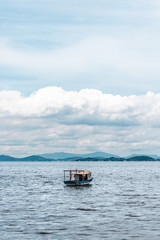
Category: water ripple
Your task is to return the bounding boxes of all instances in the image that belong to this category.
[1,161,160,239]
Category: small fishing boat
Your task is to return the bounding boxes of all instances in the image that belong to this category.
[64,170,93,186]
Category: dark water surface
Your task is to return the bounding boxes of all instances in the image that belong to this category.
[1,161,160,240]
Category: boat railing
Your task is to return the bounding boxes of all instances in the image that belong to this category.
[64,170,85,181]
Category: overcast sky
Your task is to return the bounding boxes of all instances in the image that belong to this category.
[0,0,160,157]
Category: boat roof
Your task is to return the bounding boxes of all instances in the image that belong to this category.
[75,171,90,175]
[64,170,91,175]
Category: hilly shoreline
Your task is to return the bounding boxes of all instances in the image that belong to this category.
[0,152,160,161]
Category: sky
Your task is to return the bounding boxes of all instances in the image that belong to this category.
[0,0,160,157]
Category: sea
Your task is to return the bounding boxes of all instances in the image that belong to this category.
[1,161,160,240]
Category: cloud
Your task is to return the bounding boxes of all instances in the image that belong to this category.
[1,0,160,95]
[0,87,159,127]
[0,87,160,157]
[0,34,160,77]
[1,0,160,156]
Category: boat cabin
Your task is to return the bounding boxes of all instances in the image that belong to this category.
[64,170,93,186]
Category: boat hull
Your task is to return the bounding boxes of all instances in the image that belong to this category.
[64,178,93,186]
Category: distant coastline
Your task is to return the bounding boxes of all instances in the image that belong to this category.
[0,153,160,162]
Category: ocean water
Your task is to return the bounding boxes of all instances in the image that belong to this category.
[1,161,160,240]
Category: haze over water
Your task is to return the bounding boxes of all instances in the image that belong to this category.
[1,161,160,240]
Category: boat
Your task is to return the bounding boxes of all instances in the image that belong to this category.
[64,170,93,186]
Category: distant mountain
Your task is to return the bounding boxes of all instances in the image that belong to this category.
[41,151,118,160]
[73,156,157,162]
[41,152,77,160]
[82,152,119,159]
[20,155,52,161]
[0,154,159,162]
[0,155,16,161]
[73,157,125,162]
[0,155,53,161]
[125,154,160,160]
[127,156,156,161]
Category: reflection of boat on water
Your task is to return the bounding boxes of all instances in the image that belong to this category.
[64,170,93,186]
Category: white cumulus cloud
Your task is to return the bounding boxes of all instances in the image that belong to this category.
[1,87,160,157]
[0,86,159,127]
